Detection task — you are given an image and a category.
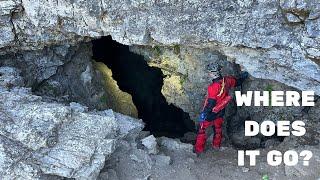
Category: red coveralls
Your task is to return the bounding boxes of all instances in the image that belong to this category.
[194,76,237,153]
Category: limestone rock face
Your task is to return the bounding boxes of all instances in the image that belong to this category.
[0,42,138,113]
[157,137,194,153]
[0,66,144,179]
[141,135,159,155]
[0,44,68,87]
[130,45,319,148]
[0,0,319,95]
[284,145,320,178]
[130,46,239,121]
[0,43,106,111]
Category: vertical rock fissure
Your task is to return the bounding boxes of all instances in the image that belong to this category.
[92,36,194,138]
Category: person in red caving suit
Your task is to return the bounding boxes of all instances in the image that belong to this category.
[194,63,249,154]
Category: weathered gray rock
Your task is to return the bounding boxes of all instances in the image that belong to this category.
[157,137,193,153]
[284,146,320,178]
[152,154,172,166]
[33,112,118,179]
[130,46,239,121]
[181,132,197,143]
[0,1,319,177]
[0,135,40,180]
[226,78,307,148]
[306,48,320,60]
[0,0,319,96]
[131,45,317,148]
[0,41,140,116]
[98,169,119,180]
[98,110,144,143]
[0,0,19,49]
[137,131,151,140]
[230,131,262,149]
[0,45,71,86]
[141,135,159,155]
[0,66,24,89]
[131,46,319,148]
[264,139,281,148]
[104,140,153,180]
[70,102,89,113]
[0,66,144,179]
[0,2,319,153]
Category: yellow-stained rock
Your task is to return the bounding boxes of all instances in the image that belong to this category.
[93,61,138,118]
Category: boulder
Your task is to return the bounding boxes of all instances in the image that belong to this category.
[0,66,144,179]
[152,155,172,166]
[157,137,193,153]
[141,135,159,155]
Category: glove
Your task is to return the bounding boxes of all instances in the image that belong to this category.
[198,112,206,122]
[240,71,249,80]
[236,71,249,86]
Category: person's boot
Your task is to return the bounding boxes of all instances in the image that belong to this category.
[193,147,203,157]
[212,136,221,150]
[212,117,223,150]
[194,131,206,155]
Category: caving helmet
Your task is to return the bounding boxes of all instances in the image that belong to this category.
[206,62,222,79]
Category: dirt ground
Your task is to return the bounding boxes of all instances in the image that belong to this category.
[100,136,318,180]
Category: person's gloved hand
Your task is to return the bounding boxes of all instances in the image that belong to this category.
[236,71,249,86]
[240,71,249,80]
[198,112,206,122]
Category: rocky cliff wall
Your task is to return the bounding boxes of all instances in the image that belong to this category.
[0,66,144,179]
[0,1,320,179]
[1,0,319,147]
[0,0,319,95]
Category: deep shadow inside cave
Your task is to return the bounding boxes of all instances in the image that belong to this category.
[92,36,194,138]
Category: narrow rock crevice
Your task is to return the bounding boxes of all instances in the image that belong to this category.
[92,36,195,138]
[9,1,23,44]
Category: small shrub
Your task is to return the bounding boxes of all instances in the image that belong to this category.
[100,94,108,103]
[265,84,274,106]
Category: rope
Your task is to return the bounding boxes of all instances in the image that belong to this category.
[217,77,225,97]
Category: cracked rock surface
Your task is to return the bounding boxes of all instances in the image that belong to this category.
[0,1,320,179]
[0,0,319,95]
[0,66,144,179]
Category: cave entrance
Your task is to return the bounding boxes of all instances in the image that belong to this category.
[92,36,194,138]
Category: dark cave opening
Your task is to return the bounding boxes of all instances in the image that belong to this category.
[92,36,194,138]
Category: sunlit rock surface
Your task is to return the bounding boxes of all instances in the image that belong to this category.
[0,1,320,178]
[0,66,144,179]
[93,61,138,118]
